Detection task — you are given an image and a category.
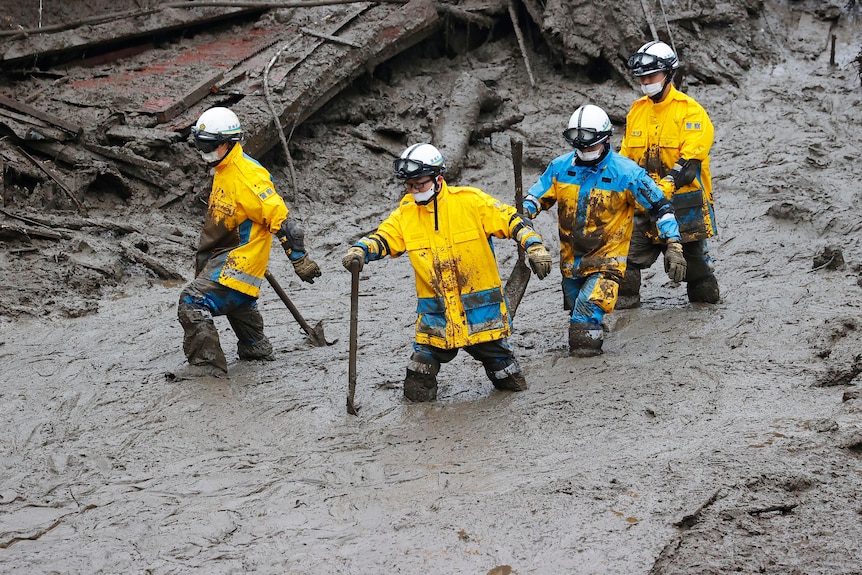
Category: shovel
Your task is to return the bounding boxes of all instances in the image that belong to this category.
[346,260,360,415]
[503,137,531,320]
[264,270,334,347]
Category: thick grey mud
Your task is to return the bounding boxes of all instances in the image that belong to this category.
[2,1,862,574]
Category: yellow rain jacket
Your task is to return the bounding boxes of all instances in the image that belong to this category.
[356,181,542,350]
[196,144,288,297]
[619,85,716,241]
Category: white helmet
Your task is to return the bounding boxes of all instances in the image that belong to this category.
[191,107,243,153]
[626,40,679,77]
[563,105,613,149]
[393,143,446,180]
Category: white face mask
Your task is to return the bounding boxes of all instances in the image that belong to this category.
[199,150,222,163]
[412,188,436,204]
[576,147,604,162]
[641,81,664,97]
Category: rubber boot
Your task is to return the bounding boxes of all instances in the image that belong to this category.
[568,322,603,357]
[404,369,438,402]
[615,267,641,309]
[687,274,720,304]
[484,358,528,392]
[237,337,275,361]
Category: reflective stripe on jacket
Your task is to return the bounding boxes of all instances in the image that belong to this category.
[196,144,288,297]
[619,85,716,241]
[526,149,679,280]
[357,181,542,349]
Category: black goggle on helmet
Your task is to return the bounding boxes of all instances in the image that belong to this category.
[562,127,612,149]
[393,143,446,180]
[191,128,244,154]
[626,41,679,77]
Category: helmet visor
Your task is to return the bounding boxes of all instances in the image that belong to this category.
[562,127,607,149]
[394,157,431,179]
[627,51,669,76]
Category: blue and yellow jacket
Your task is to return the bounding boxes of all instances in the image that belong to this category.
[355,181,542,349]
[619,85,716,241]
[196,144,288,298]
[525,148,680,280]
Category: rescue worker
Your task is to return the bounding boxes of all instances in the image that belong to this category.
[341,143,553,402]
[523,104,685,356]
[618,40,720,307]
[173,107,321,378]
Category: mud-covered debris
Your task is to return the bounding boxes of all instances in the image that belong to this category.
[812,245,845,271]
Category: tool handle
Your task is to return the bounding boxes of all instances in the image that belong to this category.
[511,138,525,264]
[347,260,360,415]
[264,270,316,336]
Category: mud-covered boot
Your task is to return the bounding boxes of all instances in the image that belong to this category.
[687,274,720,304]
[238,337,275,361]
[615,268,641,309]
[568,322,603,357]
[484,358,529,392]
[403,369,438,402]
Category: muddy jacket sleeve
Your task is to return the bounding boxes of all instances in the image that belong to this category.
[524,153,568,218]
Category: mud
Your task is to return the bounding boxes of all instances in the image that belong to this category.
[2,1,862,574]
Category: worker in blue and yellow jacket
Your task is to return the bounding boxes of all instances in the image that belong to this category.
[524,104,684,356]
[174,107,321,379]
[618,40,720,307]
[342,143,553,402]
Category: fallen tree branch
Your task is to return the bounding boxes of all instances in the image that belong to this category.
[507,0,536,88]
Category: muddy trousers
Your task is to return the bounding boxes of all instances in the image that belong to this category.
[177,278,273,372]
[562,273,618,356]
[618,217,719,307]
[405,339,527,401]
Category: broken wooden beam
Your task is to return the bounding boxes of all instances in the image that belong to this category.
[0,95,82,138]
[140,71,225,123]
[242,0,441,159]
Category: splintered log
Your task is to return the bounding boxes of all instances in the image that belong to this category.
[433,72,493,181]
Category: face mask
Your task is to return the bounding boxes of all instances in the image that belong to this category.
[641,81,664,97]
[199,150,222,163]
[576,148,604,162]
[412,188,436,204]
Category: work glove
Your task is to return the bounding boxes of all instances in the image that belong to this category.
[664,241,687,283]
[526,243,552,280]
[292,254,321,283]
[342,246,365,272]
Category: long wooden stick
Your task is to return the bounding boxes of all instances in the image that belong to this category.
[347,260,360,415]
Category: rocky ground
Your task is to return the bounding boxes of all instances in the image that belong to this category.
[2,1,862,574]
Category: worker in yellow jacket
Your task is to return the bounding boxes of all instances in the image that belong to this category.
[174,107,321,379]
[342,143,553,402]
[619,40,720,307]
